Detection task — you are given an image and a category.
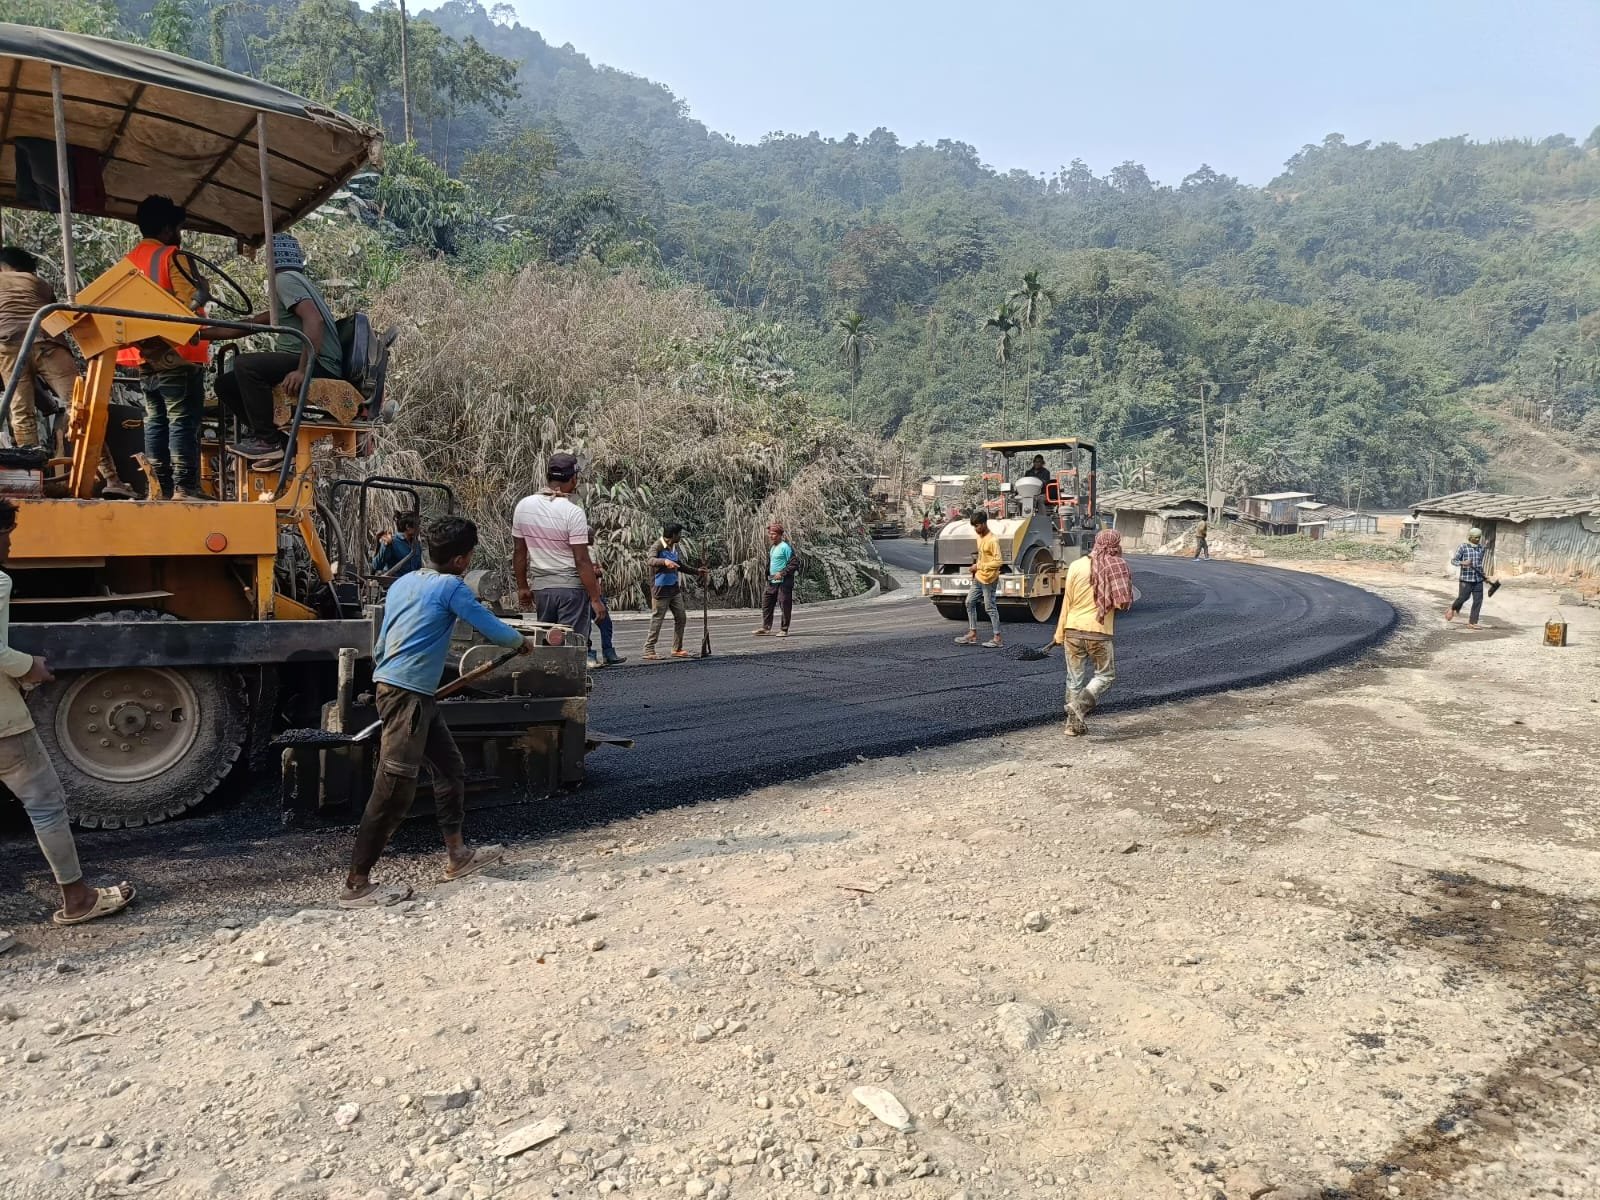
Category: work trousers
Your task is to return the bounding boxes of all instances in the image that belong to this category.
[0,729,82,886]
[141,364,204,495]
[0,338,78,447]
[214,351,302,440]
[535,586,593,644]
[761,577,794,632]
[1194,538,1210,560]
[1451,579,1484,624]
[645,589,687,653]
[965,579,1001,639]
[349,684,466,875]
[1063,635,1117,714]
[594,598,618,660]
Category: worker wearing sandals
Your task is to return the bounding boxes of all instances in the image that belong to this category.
[339,516,533,909]
[0,498,135,940]
[643,523,696,661]
[955,510,1004,649]
[752,522,798,638]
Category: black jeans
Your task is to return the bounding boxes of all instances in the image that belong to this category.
[349,684,466,875]
[214,351,300,439]
[1451,579,1484,624]
[141,364,204,494]
[762,577,794,632]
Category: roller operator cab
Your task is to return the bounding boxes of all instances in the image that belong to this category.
[921,437,1098,623]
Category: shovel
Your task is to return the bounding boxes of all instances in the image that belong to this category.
[271,646,524,749]
[699,558,712,658]
[1015,642,1057,662]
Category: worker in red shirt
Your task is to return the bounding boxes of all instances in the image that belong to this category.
[119,196,211,501]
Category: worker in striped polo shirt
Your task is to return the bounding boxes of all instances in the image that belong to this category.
[511,452,607,647]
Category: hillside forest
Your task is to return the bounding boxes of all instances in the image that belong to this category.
[10,0,1600,517]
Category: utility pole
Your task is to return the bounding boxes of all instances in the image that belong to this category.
[1214,402,1230,525]
[1197,381,1212,523]
[398,0,413,142]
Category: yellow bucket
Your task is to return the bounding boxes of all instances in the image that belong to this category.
[1544,614,1568,647]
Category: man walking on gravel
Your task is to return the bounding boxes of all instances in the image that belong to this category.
[753,522,798,638]
[1445,527,1496,630]
[1053,528,1134,736]
[513,452,607,646]
[341,516,531,908]
[955,510,1003,649]
[0,498,135,937]
[1193,518,1210,560]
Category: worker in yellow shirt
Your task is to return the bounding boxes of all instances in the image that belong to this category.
[954,510,1004,649]
[1052,528,1134,736]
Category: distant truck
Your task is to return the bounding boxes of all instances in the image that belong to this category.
[920,438,1098,623]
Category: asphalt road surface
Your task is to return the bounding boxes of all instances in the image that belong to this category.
[1,546,1396,935]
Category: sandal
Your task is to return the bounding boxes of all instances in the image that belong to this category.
[337,882,412,909]
[443,844,504,882]
[671,649,693,659]
[53,883,136,926]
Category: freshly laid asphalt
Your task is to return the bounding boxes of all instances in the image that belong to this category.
[0,545,1396,936]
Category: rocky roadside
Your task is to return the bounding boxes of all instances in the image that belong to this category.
[0,569,1595,1200]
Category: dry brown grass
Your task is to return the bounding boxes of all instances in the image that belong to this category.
[361,262,876,606]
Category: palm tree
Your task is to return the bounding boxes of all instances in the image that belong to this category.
[984,301,1020,437]
[836,311,873,386]
[1010,270,1055,437]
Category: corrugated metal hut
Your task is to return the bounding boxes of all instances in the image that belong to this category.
[1410,491,1600,579]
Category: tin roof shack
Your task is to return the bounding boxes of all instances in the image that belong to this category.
[1099,488,1206,552]
[920,475,968,503]
[1410,492,1600,582]
[1295,502,1379,536]
[1240,492,1315,534]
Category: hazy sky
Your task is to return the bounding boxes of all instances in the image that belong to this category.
[504,0,1598,185]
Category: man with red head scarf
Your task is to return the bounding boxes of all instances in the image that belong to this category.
[1051,528,1135,737]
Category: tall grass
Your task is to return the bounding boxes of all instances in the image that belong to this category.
[364,262,877,606]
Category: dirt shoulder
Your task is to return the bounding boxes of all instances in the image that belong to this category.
[1,568,1597,1200]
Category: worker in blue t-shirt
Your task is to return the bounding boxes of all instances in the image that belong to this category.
[643,522,692,660]
[340,516,531,909]
[370,511,422,580]
[752,521,798,638]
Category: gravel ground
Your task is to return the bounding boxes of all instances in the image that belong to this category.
[0,569,1595,1200]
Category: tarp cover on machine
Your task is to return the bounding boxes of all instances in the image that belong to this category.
[0,22,382,243]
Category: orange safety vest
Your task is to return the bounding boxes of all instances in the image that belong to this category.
[122,240,210,366]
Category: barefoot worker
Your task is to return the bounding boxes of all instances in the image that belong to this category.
[1052,528,1135,737]
[0,499,135,934]
[340,516,532,908]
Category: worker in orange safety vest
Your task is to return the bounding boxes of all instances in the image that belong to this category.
[119,196,212,501]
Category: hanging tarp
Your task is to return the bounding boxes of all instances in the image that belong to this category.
[0,22,382,243]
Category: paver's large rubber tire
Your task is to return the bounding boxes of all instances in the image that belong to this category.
[30,613,248,828]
